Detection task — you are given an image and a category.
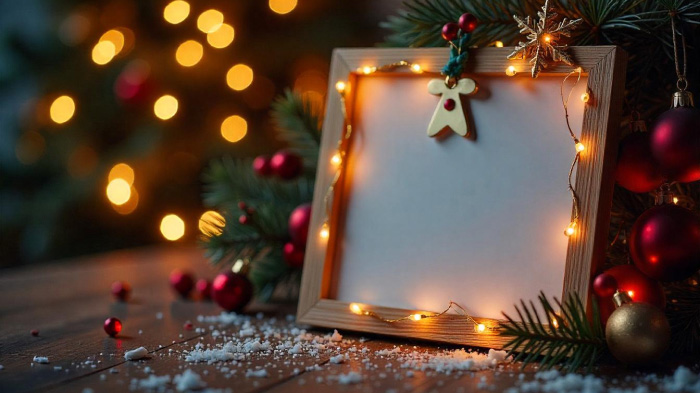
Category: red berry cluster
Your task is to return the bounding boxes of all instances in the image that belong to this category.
[253,150,303,180]
[441,13,478,41]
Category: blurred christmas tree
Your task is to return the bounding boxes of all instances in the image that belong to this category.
[0,0,388,266]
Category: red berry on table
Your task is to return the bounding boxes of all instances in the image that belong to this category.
[283,242,305,268]
[196,279,212,300]
[252,155,272,176]
[270,151,303,180]
[104,317,122,337]
[183,322,193,330]
[169,269,195,298]
[111,281,131,302]
[458,13,478,33]
[212,272,253,312]
[31,329,39,337]
[592,273,617,298]
[441,22,459,41]
[238,215,249,225]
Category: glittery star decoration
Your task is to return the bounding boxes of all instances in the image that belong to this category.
[507,0,582,78]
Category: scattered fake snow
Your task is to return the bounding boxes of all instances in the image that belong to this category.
[124,347,148,361]
[33,356,49,364]
[245,368,268,378]
[174,369,205,391]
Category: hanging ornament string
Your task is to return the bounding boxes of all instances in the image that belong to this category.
[561,67,585,236]
[670,15,688,92]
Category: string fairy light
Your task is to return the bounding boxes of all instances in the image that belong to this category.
[348,301,498,333]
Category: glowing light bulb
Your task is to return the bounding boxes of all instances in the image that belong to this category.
[319,223,330,239]
[175,40,203,67]
[494,41,504,48]
[106,178,131,205]
[197,9,224,33]
[49,95,76,124]
[576,142,585,152]
[154,95,178,120]
[331,153,341,166]
[335,81,346,93]
[551,318,559,328]
[226,64,254,91]
[207,23,234,49]
[505,66,517,77]
[92,40,116,65]
[269,0,297,15]
[362,66,373,75]
[580,92,590,103]
[627,290,634,298]
[349,303,362,315]
[163,0,190,24]
[160,214,185,241]
[221,115,247,143]
[412,314,423,321]
[543,34,552,43]
[565,221,577,237]
[477,324,486,333]
[410,64,422,73]
[673,197,679,204]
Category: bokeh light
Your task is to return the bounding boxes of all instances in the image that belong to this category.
[154,95,178,120]
[112,187,139,215]
[207,23,234,49]
[49,95,76,124]
[163,0,190,24]
[175,40,203,67]
[108,163,135,185]
[197,9,224,33]
[221,115,247,143]
[160,214,185,241]
[99,29,125,55]
[106,178,131,205]
[226,64,253,91]
[269,0,297,14]
[199,211,225,236]
[92,40,116,65]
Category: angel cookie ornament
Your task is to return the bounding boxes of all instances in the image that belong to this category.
[428,13,478,137]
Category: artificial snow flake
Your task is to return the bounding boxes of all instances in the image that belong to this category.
[507,0,582,78]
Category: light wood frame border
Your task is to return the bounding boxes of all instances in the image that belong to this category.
[298,47,627,348]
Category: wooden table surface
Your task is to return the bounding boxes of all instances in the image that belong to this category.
[0,246,696,393]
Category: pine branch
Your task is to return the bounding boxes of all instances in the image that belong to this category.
[499,291,606,372]
[271,90,322,171]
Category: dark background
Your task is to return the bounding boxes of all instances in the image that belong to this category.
[0,0,400,267]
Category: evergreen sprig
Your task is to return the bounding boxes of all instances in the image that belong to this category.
[500,292,606,372]
[201,92,319,302]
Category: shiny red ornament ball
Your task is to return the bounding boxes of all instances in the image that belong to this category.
[196,279,212,300]
[629,204,700,282]
[441,23,459,41]
[169,269,195,298]
[598,264,666,324]
[458,13,478,33]
[288,203,312,246]
[31,329,39,337]
[283,242,305,268]
[111,281,131,302]
[615,132,663,193]
[270,151,303,180]
[592,273,618,298]
[104,317,122,337]
[252,155,273,177]
[212,272,253,312]
[650,106,700,183]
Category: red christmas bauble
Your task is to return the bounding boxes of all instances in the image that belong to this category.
[592,273,617,298]
[252,155,272,177]
[598,265,666,323]
[212,272,253,312]
[441,23,459,41]
[111,281,131,302]
[650,106,700,183]
[104,317,122,337]
[270,151,302,180]
[114,60,154,106]
[615,132,663,193]
[629,204,700,282]
[170,269,195,298]
[196,279,212,300]
[283,242,305,268]
[288,203,312,246]
[458,13,478,33]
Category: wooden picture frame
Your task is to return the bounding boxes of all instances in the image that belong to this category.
[297,47,627,348]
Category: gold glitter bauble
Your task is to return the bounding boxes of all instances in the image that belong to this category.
[605,292,670,365]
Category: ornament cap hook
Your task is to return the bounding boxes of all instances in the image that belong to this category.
[672,90,694,108]
[654,183,675,205]
[612,290,632,308]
